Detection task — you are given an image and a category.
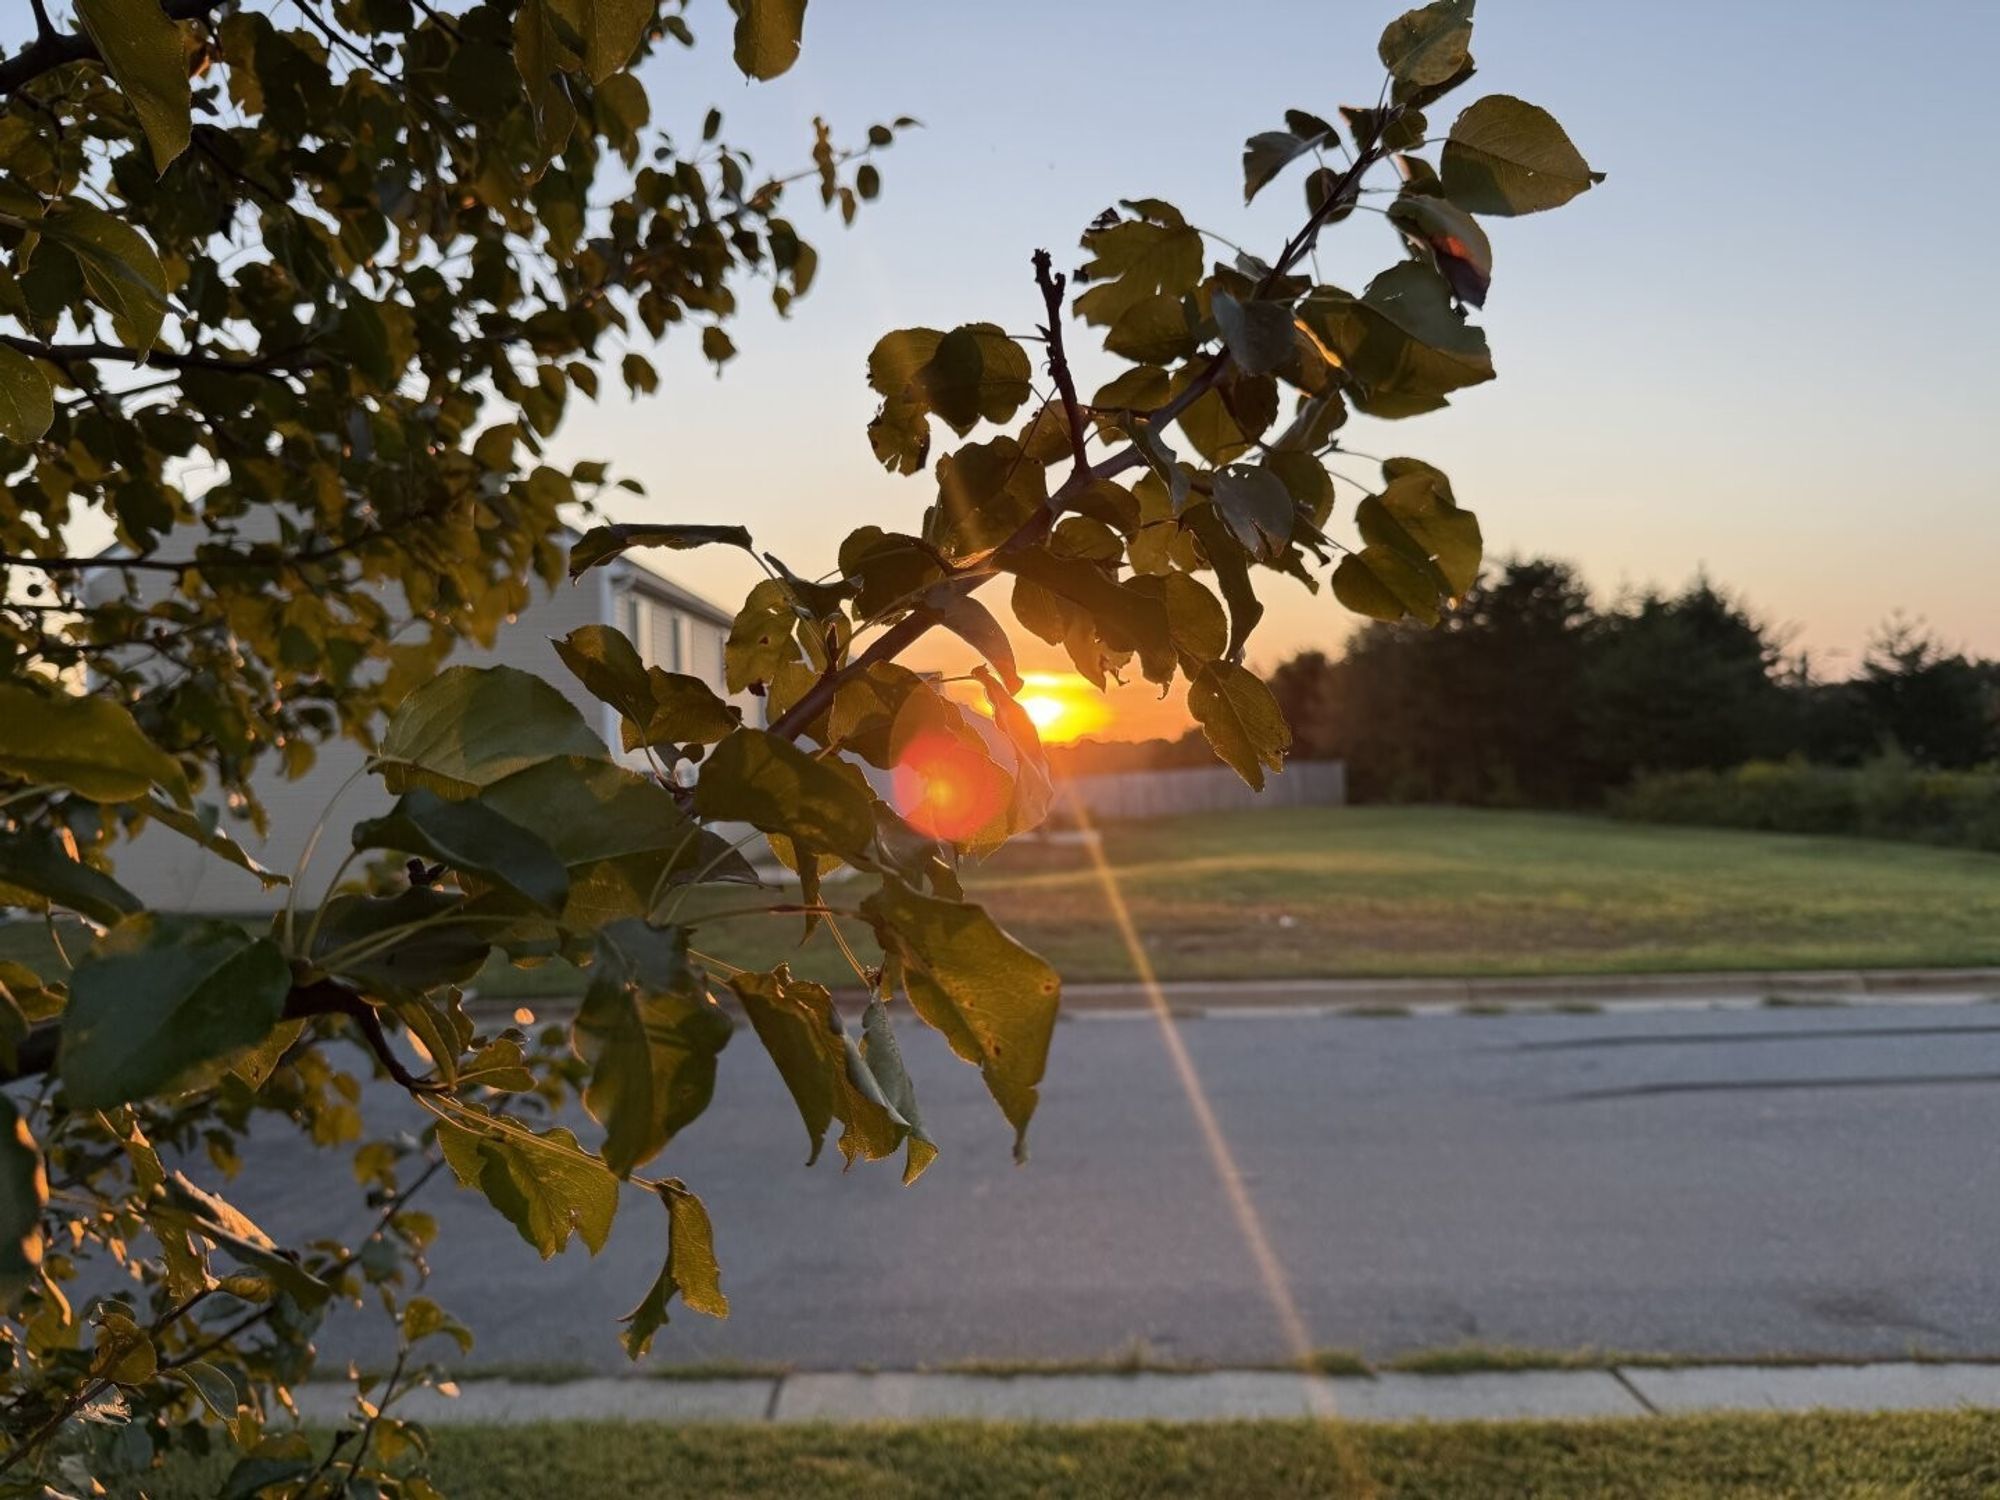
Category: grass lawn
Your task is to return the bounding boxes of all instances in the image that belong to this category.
[125,1411,2000,1498]
[647,805,2000,988]
[17,807,2000,993]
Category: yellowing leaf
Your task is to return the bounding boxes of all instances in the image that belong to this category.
[862,878,1060,1158]
[1378,0,1475,89]
[1189,660,1291,791]
[76,0,193,171]
[732,0,807,80]
[621,1179,727,1360]
[0,344,53,444]
[0,683,187,804]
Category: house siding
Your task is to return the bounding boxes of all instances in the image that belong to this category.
[106,556,749,912]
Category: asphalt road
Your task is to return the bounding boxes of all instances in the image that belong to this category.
[233,1002,2000,1374]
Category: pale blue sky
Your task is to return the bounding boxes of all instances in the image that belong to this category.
[554,0,1999,701]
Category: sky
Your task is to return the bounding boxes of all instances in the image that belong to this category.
[541,0,1999,736]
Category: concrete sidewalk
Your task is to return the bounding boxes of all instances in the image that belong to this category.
[292,1361,2000,1427]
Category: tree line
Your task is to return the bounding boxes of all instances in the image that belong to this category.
[1056,557,2000,806]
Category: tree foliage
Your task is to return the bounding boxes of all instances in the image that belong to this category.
[0,1,1594,1490]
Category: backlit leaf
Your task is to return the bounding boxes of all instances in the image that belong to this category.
[42,202,169,353]
[574,921,731,1176]
[731,0,807,80]
[1297,261,1493,417]
[621,1179,727,1359]
[434,1102,619,1258]
[375,665,608,798]
[694,729,877,860]
[0,345,53,443]
[862,877,1060,1158]
[1189,660,1291,791]
[0,683,187,804]
[731,967,908,1168]
[76,0,193,170]
[1441,94,1602,216]
[1378,0,1475,89]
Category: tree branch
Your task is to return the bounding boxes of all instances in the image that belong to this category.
[768,120,1393,743]
[1031,249,1090,476]
[0,0,230,97]
[0,333,316,378]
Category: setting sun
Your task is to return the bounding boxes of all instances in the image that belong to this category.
[983,672,1112,745]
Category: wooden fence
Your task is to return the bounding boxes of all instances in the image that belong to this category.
[1054,759,1347,822]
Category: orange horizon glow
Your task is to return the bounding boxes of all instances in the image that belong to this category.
[964,670,1115,746]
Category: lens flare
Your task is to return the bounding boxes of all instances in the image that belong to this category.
[890,730,1011,842]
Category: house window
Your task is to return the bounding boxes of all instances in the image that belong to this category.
[619,590,682,672]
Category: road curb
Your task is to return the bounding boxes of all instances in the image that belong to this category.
[291,1360,2000,1427]
[473,967,2000,1023]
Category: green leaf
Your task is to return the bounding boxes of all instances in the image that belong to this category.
[576,0,654,80]
[1378,0,1475,89]
[693,730,877,860]
[153,1173,332,1308]
[59,915,290,1109]
[0,344,53,443]
[0,831,139,926]
[732,968,910,1169]
[1297,261,1493,417]
[1441,94,1602,216]
[924,588,1021,695]
[1387,193,1492,306]
[1189,660,1291,791]
[929,436,1048,559]
[1332,544,1446,624]
[477,756,729,929]
[1075,205,1203,328]
[309,887,492,994]
[864,328,943,475]
[558,626,741,749]
[1242,127,1330,204]
[731,0,807,80]
[0,682,187,804]
[916,323,1033,434]
[143,798,288,888]
[352,788,571,914]
[434,1102,619,1258]
[1104,294,1194,365]
[574,921,732,1176]
[621,1179,727,1360]
[0,1097,46,1298]
[861,877,1060,1158]
[42,201,169,353]
[1183,502,1265,660]
[1210,291,1299,377]
[1210,464,1294,563]
[1356,459,1482,595]
[375,665,608,798]
[1001,548,1175,688]
[76,0,194,171]
[568,523,755,577]
[859,998,938,1184]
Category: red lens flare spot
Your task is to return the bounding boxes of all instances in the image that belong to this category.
[890,730,1011,842]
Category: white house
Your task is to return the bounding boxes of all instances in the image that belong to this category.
[105,541,751,911]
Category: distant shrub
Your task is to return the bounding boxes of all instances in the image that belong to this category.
[1612,757,2000,852]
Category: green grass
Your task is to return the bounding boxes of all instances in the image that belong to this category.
[123,1412,2000,1498]
[25,806,2000,993]
[644,806,2000,987]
